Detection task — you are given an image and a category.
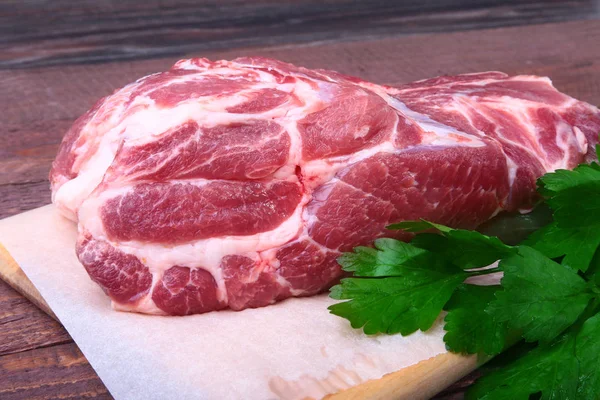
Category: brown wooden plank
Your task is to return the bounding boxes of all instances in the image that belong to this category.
[0,342,112,400]
[1,19,600,400]
[0,280,70,356]
[0,181,50,220]
[2,19,600,219]
[1,0,598,69]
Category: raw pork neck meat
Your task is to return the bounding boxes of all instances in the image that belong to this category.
[50,57,600,315]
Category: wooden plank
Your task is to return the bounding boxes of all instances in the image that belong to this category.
[0,342,113,400]
[0,279,68,356]
[1,0,598,69]
[0,181,51,220]
[2,20,600,220]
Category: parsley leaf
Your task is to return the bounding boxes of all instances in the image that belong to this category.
[329,238,467,335]
[526,223,600,272]
[585,248,600,288]
[389,220,515,269]
[443,284,508,355]
[468,311,600,399]
[412,231,513,270]
[526,157,600,271]
[537,150,600,195]
[329,273,466,335]
[487,246,593,343]
[337,238,428,277]
[576,312,600,398]
[466,331,579,400]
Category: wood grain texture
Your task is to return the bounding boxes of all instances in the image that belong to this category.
[1,0,598,69]
[0,181,51,220]
[1,14,600,400]
[2,19,600,219]
[0,280,69,357]
[0,343,112,400]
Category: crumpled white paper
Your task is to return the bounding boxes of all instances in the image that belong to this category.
[0,205,448,400]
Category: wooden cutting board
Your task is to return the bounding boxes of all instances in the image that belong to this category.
[0,223,478,400]
[0,244,56,320]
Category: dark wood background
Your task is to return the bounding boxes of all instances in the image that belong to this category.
[1,1,600,399]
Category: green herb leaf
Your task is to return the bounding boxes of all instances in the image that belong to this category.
[584,248,600,288]
[337,238,429,276]
[466,332,579,400]
[526,222,600,272]
[329,272,466,335]
[538,160,600,196]
[390,220,515,269]
[488,246,593,343]
[443,284,508,355]
[412,231,514,270]
[329,239,467,335]
[575,312,600,398]
[526,159,600,271]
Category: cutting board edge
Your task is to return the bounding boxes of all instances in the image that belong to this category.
[0,242,57,320]
[328,351,478,400]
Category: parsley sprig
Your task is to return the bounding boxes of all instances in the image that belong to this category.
[329,145,600,399]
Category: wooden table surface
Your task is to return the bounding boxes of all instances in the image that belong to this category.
[2,1,600,399]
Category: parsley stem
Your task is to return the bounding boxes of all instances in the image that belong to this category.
[467,267,501,276]
[588,297,600,317]
[567,297,600,335]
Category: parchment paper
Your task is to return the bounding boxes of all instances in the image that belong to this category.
[0,205,447,400]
